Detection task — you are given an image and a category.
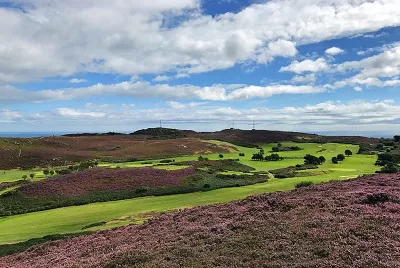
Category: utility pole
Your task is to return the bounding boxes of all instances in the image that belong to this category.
[232,119,235,129]
[160,119,162,128]
[252,120,256,130]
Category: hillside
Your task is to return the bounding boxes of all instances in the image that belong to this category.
[1,173,399,268]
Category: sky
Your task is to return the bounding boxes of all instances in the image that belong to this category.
[0,0,400,136]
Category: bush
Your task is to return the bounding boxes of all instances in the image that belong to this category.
[203,184,211,189]
[337,154,345,161]
[160,159,173,164]
[239,153,245,157]
[295,181,314,188]
[331,157,338,164]
[362,193,390,205]
[219,154,224,159]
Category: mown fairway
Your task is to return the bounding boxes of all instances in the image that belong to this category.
[0,170,46,183]
[0,141,378,244]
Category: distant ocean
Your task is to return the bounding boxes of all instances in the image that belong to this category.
[0,132,67,138]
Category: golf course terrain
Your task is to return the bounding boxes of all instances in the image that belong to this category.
[0,128,398,263]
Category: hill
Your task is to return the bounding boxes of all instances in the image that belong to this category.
[1,173,399,268]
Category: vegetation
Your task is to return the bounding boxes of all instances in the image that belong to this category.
[2,174,398,267]
[295,181,314,188]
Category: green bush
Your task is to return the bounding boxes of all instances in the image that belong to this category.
[295,181,314,188]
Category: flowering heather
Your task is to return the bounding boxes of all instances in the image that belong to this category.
[1,173,400,268]
[18,167,196,198]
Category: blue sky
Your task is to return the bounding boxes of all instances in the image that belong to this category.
[0,0,400,136]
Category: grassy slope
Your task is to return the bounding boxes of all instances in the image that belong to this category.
[0,141,378,244]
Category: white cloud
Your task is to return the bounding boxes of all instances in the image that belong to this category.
[3,100,400,133]
[325,47,345,56]
[291,74,316,83]
[256,39,297,64]
[166,101,208,109]
[56,108,106,118]
[0,109,21,123]
[0,0,400,82]
[0,81,324,103]
[334,44,400,88]
[338,44,400,79]
[153,75,171,82]
[354,86,362,91]
[280,58,329,74]
[69,78,87,84]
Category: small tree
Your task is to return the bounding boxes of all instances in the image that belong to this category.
[43,169,50,177]
[345,150,353,156]
[319,156,326,163]
[29,173,35,180]
[394,135,400,142]
[337,154,345,161]
[219,154,224,159]
[50,170,55,176]
[22,175,28,180]
[332,157,338,164]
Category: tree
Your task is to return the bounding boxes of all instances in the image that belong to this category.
[337,154,345,161]
[29,173,35,179]
[43,169,49,177]
[345,150,353,156]
[239,153,245,157]
[394,135,400,142]
[219,154,224,159]
[265,153,281,161]
[304,154,323,165]
[332,157,338,164]
[319,156,326,163]
[376,144,384,150]
[252,153,264,161]
[22,175,28,180]
[50,170,55,176]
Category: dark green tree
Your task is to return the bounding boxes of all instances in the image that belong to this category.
[345,150,353,156]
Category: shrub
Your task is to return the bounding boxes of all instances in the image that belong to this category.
[203,184,211,189]
[336,154,345,161]
[345,150,353,156]
[239,153,245,157]
[219,154,224,159]
[160,159,173,164]
[362,193,390,205]
[295,181,314,188]
[331,157,338,164]
[135,187,150,194]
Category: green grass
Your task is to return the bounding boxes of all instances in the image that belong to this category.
[0,141,378,244]
[0,170,47,183]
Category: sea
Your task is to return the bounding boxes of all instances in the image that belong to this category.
[0,132,68,138]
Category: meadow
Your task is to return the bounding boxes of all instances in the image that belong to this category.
[0,141,378,244]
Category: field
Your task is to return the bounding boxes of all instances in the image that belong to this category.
[0,137,380,249]
[1,173,399,267]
